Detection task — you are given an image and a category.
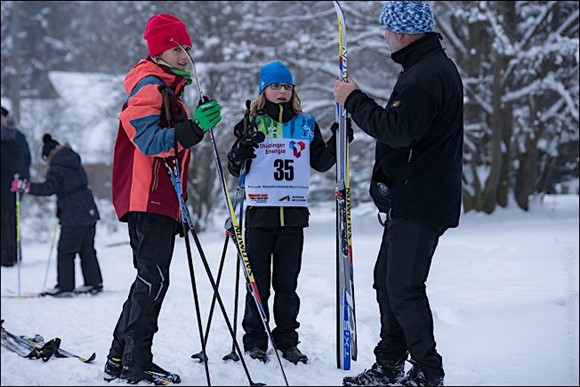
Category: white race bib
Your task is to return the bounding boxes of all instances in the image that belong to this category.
[245,138,311,207]
[245,113,315,207]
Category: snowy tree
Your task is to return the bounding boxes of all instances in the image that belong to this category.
[2,1,578,227]
[435,1,579,212]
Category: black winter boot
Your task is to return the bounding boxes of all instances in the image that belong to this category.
[103,357,122,382]
[120,363,181,385]
[343,355,406,386]
[279,346,308,364]
[74,283,103,295]
[246,347,269,363]
[401,365,444,386]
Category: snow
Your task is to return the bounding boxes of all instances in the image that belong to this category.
[1,195,579,386]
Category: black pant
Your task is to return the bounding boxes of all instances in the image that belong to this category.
[108,212,177,367]
[56,224,102,291]
[242,226,304,350]
[373,218,446,378]
[0,206,16,266]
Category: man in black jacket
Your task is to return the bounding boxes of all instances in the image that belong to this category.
[335,2,463,386]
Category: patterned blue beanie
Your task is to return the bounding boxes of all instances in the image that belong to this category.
[258,61,294,95]
[378,1,434,34]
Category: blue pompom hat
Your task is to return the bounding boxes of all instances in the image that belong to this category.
[378,1,434,34]
[258,61,294,95]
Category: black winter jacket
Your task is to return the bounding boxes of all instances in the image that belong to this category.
[345,33,463,228]
[28,144,100,227]
[228,100,337,228]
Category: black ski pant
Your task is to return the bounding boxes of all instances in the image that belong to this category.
[0,200,17,266]
[56,224,102,291]
[108,212,176,367]
[373,217,447,379]
[242,226,304,351]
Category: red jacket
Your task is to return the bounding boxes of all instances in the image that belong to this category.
[112,58,190,222]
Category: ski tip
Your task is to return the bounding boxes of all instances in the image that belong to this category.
[82,352,97,363]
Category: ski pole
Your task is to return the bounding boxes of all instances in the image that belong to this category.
[164,158,264,386]
[14,174,22,297]
[191,164,247,364]
[223,167,247,362]
[157,87,210,386]
[190,235,229,363]
[224,102,261,361]
[191,100,250,362]
[225,102,256,361]
[41,218,59,292]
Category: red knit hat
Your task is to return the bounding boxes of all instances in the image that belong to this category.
[143,14,192,57]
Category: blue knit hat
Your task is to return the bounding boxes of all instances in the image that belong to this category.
[378,1,434,34]
[258,61,294,95]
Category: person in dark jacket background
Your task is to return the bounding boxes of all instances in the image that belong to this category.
[1,106,30,267]
[334,2,463,386]
[1,106,31,180]
[227,61,353,365]
[11,133,103,297]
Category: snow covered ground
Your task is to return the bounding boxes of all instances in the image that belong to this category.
[1,195,578,386]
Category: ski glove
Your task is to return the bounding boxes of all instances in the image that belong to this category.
[10,178,30,193]
[233,119,266,146]
[330,117,354,143]
[228,120,265,164]
[228,140,258,164]
[193,99,222,131]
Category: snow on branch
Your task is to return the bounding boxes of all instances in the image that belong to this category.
[503,75,579,122]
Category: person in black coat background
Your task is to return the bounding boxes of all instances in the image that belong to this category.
[11,133,103,297]
[0,107,28,267]
[334,2,463,386]
[1,107,31,180]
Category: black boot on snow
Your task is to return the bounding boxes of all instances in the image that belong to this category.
[343,356,406,386]
[279,346,308,365]
[103,357,122,382]
[120,363,181,385]
[401,366,444,387]
[245,347,269,363]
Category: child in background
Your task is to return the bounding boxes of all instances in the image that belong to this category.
[11,133,103,297]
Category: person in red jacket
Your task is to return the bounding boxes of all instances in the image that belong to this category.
[104,13,221,385]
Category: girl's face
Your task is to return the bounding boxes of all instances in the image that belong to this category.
[158,45,191,70]
[264,83,294,104]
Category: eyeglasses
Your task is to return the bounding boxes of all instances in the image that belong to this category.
[269,83,294,91]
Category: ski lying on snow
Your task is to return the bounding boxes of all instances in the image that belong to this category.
[1,320,96,363]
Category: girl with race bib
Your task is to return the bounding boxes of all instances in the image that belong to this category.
[226,61,353,365]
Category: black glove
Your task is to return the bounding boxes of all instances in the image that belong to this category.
[175,119,205,148]
[175,220,189,238]
[228,140,258,163]
[229,116,265,164]
[330,117,354,143]
[233,118,265,145]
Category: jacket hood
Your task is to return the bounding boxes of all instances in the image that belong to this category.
[46,144,79,166]
[124,58,187,95]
